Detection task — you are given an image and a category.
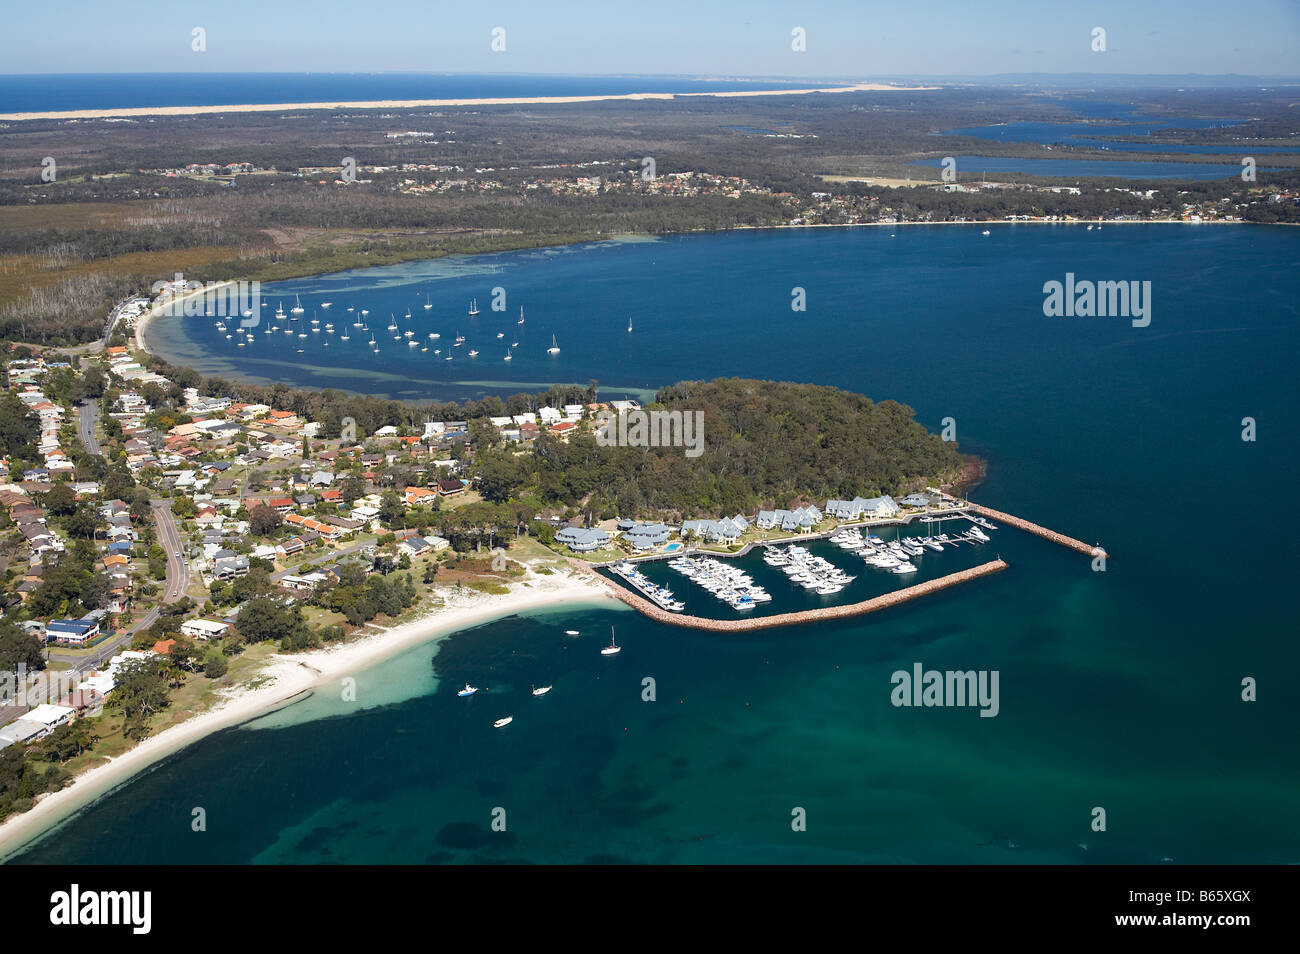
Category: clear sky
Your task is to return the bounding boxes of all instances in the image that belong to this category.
[5,0,1298,76]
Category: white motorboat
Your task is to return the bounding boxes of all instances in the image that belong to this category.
[493,717,513,728]
[532,685,552,697]
[457,685,478,697]
[968,526,990,542]
[564,630,579,636]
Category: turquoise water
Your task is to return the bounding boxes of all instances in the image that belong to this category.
[16,225,1299,864]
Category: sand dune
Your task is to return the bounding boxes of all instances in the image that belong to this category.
[0,83,936,122]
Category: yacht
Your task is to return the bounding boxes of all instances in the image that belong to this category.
[275,301,286,319]
[404,308,412,319]
[290,294,305,315]
[891,562,918,574]
[496,331,504,338]
[627,316,633,333]
[321,301,331,309]
[468,298,479,316]
[387,315,398,331]
[968,526,990,542]
[503,347,512,361]
[517,306,525,325]
[408,339,418,347]
[453,333,464,346]
[361,308,369,316]
[547,335,560,354]
[340,332,350,341]
[531,685,552,697]
[424,294,433,310]
[600,628,621,656]
[493,717,513,728]
[982,229,991,236]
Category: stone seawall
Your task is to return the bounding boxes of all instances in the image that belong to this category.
[968,505,1107,559]
[574,559,1008,631]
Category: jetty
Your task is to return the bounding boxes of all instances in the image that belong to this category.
[577,559,1008,631]
[967,504,1106,559]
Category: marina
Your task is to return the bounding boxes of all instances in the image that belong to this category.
[610,561,685,611]
[668,555,772,610]
[593,503,1109,625]
[592,559,1009,632]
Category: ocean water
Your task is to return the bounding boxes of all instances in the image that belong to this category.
[0,73,799,113]
[12,224,1298,864]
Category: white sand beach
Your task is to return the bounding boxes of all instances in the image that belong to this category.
[0,83,936,122]
[0,568,613,859]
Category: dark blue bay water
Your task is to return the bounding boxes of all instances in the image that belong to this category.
[13,224,1298,864]
[0,73,799,113]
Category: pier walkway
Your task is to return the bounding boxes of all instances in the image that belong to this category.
[574,559,1009,632]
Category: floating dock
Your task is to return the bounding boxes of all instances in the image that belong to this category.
[581,559,1008,631]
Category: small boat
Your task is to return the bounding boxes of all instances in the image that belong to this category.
[457,685,478,697]
[496,331,504,338]
[468,349,478,357]
[982,229,991,236]
[600,628,620,656]
[321,302,331,309]
[361,308,369,316]
[424,294,432,310]
[564,630,579,636]
[493,717,513,728]
[468,298,479,316]
[547,334,560,354]
[532,685,552,697]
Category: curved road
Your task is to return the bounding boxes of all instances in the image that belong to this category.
[42,500,189,672]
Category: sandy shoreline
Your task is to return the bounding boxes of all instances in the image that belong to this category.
[0,83,934,122]
[0,569,613,860]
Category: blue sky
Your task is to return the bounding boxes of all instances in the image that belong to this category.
[6,0,1298,76]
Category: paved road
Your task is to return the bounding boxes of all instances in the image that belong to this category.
[42,500,188,671]
[77,399,102,456]
[151,499,190,603]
